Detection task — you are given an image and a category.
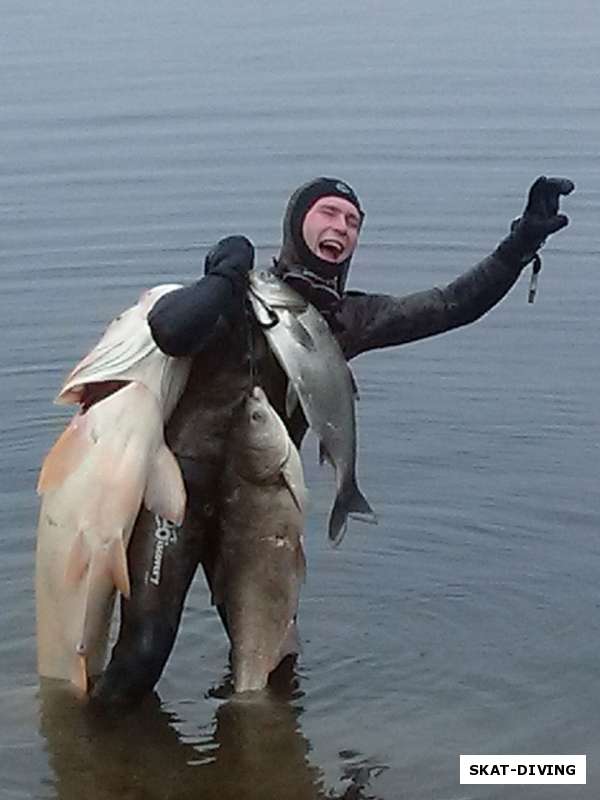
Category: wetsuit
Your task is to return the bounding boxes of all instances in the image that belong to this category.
[91,176,573,706]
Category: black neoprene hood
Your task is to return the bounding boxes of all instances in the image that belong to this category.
[276,177,365,292]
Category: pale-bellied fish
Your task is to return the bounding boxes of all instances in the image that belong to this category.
[248,270,376,543]
[214,386,306,693]
[36,285,191,692]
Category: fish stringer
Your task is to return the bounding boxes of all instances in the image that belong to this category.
[528,254,542,304]
[245,298,259,388]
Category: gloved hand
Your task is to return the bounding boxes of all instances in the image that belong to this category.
[496,176,575,267]
[148,235,254,356]
[204,235,255,295]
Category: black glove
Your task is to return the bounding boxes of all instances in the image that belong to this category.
[149,235,254,357]
[204,235,254,295]
[496,176,575,267]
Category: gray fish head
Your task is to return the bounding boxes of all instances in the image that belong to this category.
[236,387,289,480]
[248,270,307,312]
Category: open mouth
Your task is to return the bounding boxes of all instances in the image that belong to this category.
[318,239,344,261]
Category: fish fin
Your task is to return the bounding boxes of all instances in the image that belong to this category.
[70,652,88,694]
[143,444,187,525]
[109,538,131,598]
[248,291,279,327]
[285,381,299,418]
[296,542,307,584]
[348,508,378,525]
[64,531,91,587]
[328,507,348,546]
[280,438,306,513]
[77,551,119,675]
[282,312,316,351]
[348,365,360,401]
[278,620,302,661]
[328,482,377,545]
[281,464,306,515]
[37,415,89,494]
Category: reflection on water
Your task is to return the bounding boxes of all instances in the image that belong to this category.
[39,668,386,800]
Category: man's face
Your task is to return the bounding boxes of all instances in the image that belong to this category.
[302,196,361,264]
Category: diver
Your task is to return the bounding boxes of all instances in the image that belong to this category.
[91,175,574,706]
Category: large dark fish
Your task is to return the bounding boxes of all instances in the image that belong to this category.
[214,386,306,693]
[248,270,376,543]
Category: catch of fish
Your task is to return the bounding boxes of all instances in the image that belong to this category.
[248,269,376,544]
[36,285,190,691]
[213,386,307,692]
[35,270,376,695]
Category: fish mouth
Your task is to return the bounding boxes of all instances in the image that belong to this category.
[317,239,345,262]
[250,386,267,402]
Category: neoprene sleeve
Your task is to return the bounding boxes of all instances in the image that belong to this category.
[148,274,239,357]
[334,249,523,359]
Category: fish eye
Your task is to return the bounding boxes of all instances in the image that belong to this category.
[251,410,264,423]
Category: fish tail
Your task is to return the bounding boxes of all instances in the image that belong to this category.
[70,651,88,694]
[108,537,131,598]
[328,481,377,545]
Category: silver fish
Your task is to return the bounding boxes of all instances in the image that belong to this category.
[214,386,306,693]
[248,270,376,543]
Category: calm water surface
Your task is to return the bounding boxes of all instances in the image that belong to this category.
[1,1,598,798]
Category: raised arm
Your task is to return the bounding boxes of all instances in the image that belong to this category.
[336,177,574,359]
[148,235,254,356]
